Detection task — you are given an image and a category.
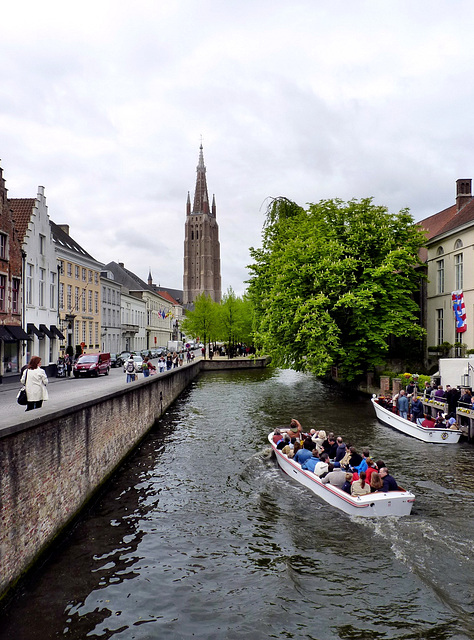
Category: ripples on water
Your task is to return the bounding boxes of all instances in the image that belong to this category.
[1,368,474,640]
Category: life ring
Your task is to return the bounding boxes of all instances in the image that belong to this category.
[441,432,449,440]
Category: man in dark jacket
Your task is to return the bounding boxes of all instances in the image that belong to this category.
[379,467,399,492]
[334,437,346,462]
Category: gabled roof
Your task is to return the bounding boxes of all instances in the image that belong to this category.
[103,261,155,295]
[50,220,99,262]
[420,199,474,242]
[156,290,179,305]
[9,198,35,243]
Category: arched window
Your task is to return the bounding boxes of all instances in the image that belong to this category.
[436,246,444,255]
[454,239,463,250]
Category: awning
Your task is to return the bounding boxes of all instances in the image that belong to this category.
[0,326,16,342]
[50,325,65,340]
[39,324,55,339]
[27,323,44,339]
[6,325,30,340]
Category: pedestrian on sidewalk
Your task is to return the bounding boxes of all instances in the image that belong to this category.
[21,356,49,411]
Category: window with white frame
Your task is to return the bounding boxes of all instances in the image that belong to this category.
[50,272,56,309]
[436,308,444,345]
[38,268,45,306]
[88,290,92,313]
[67,263,72,277]
[94,291,98,314]
[12,277,19,313]
[82,268,87,282]
[455,253,463,290]
[75,265,80,279]
[82,288,86,312]
[59,282,64,310]
[67,284,72,310]
[436,259,444,294]
[0,233,7,259]
[75,286,79,309]
[82,321,86,343]
[26,264,34,305]
[0,275,6,311]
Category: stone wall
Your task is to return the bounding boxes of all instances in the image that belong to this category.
[0,361,200,600]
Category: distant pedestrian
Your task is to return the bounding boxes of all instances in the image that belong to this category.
[21,356,48,411]
[125,355,137,382]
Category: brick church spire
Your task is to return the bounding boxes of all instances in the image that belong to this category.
[183,145,221,305]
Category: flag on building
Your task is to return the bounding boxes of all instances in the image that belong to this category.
[452,290,467,333]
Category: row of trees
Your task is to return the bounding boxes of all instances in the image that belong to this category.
[246,197,426,381]
[181,288,253,356]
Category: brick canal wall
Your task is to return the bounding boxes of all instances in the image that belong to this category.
[0,357,270,601]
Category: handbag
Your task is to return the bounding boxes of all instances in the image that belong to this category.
[17,370,28,405]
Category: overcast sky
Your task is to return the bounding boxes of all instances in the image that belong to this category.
[2,0,474,296]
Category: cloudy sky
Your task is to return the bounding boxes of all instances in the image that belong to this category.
[1,0,474,296]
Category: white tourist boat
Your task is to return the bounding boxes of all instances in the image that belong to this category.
[268,433,415,517]
[371,396,462,444]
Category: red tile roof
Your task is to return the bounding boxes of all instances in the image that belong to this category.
[156,290,179,305]
[418,197,474,262]
[9,198,35,243]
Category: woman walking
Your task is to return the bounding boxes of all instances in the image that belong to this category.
[21,356,49,411]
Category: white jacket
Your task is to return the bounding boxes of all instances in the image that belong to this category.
[21,367,49,402]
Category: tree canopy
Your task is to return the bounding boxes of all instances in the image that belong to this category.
[247,197,426,381]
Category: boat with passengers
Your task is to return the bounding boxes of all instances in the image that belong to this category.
[268,431,415,517]
[371,395,462,444]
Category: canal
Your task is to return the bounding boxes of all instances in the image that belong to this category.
[0,368,473,639]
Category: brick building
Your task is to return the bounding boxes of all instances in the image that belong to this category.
[0,165,29,377]
[183,145,221,305]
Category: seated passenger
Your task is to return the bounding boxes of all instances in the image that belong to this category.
[312,429,326,450]
[352,448,369,474]
[272,429,282,444]
[301,449,320,472]
[313,452,330,477]
[324,435,337,459]
[292,441,301,458]
[447,414,459,430]
[321,464,346,488]
[421,414,436,429]
[277,434,290,450]
[379,467,399,492]
[341,472,354,495]
[334,437,347,462]
[351,471,371,496]
[293,439,314,465]
[282,437,297,457]
[369,471,383,492]
[364,458,377,484]
[347,446,362,470]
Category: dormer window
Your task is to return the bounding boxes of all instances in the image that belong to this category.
[436,246,444,256]
[454,239,463,250]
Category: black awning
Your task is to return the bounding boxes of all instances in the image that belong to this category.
[27,323,44,339]
[6,325,30,340]
[0,326,16,342]
[39,324,55,339]
[50,325,65,340]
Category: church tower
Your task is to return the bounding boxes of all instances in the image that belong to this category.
[183,145,221,305]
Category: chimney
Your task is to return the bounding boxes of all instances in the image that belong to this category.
[58,224,70,235]
[456,178,472,212]
[118,262,124,268]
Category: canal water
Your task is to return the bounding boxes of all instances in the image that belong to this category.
[1,368,473,640]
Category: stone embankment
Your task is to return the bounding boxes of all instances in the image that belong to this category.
[0,356,270,601]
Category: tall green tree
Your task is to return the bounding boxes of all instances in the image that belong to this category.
[180,293,220,357]
[219,287,254,356]
[247,197,426,381]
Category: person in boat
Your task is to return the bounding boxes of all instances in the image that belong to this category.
[311,430,326,450]
[369,472,384,492]
[364,458,377,484]
[446,413,459,430]
[334,437,346,462]
[351,471,371,496]
[341,472,353,494]
[421,414,436,429]
[321,464,346,488]
[410,396,424,424]
[277,434,290,450]
[282,437,297,457]
[338,445,352,469]
[435,413,446,428]
[379,467,399,492]
[313,452,330,477]
[272,429,282,444]
[293,438,314,465]
[397,390,409,419]
[375,459,386,471]
[346,446,363,470]
[321,432,336,457]
[301,449,320,472]
[292,440,301,458]
[351,449,370,474]
[288,418,304,442]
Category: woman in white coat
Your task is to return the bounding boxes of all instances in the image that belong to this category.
[21,355,49,411]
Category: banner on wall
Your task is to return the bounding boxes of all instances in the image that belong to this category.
[452,290,467,333]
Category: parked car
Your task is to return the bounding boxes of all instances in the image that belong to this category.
[110,353,123,368]
[123,355,144,373]
[73,353,111,378]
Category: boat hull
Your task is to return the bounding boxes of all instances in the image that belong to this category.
[371,398,462,444]
[269,434,414,517]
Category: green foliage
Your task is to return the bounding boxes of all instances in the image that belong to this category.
[180,293,220,353]
[247,196,426,382]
